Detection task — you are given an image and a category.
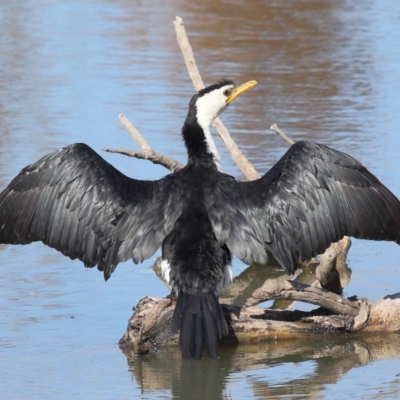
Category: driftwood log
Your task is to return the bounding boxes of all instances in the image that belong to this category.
[104,17,399,355]
[119,281,400,355]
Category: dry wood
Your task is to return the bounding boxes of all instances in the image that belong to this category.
[119,113,153,155]
[173,16,205,92]
[245,279,359,316]
[270,123,295,145]
[103,113,183,173]
[103,147,183,173]
[312,237,352,294]
[173,16,260,180]
[119,280,400,355]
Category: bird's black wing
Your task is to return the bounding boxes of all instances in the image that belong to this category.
[0,143,182,279]
[211,141,400,275]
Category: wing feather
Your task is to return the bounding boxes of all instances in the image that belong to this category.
[0,143,181,279]
[212,141,400,274]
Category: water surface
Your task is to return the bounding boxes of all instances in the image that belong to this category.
[0,1,400,398]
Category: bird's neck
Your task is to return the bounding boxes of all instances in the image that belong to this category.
[182,114,221,170]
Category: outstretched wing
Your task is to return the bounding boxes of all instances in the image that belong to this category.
[211,141,400,275]
[0,143,181,279]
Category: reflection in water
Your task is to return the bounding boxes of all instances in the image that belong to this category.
[123,334,400,399]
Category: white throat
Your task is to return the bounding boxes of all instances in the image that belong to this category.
[195,87,230,171]
[200,125,221,170]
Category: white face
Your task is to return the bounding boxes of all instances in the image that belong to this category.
[195,84,234,130]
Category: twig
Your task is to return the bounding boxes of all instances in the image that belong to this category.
[118,113,153,155]
[270,123,295,146]
[103,113,183,172]
[173,16,260,181]
[103,147,183,173]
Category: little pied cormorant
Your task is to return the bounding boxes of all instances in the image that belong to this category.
[1,79,400,359]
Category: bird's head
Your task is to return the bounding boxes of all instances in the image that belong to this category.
[182,79,257,169]
[190,79,258,129]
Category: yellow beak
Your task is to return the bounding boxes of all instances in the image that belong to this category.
[226,80,258,105]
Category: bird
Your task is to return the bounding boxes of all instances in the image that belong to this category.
[1,79,400,359]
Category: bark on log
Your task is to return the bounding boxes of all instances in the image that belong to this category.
[119,280,400,355]
[246,279,359,315]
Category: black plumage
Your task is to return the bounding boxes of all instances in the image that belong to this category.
[1,79,400,359]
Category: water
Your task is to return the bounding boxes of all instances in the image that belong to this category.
[0,0,400,398]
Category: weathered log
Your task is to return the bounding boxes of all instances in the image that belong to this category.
[119,280,400,355]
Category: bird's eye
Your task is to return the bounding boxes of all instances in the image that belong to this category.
[223,89,231,96]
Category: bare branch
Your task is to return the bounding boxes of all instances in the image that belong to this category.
[173,16,260,181]
[173,16,204,91]
[212,119,261,180]
[118,113,153,155]
[103,147,184,173]
[103,113,183,172]
[270,123,295,146]
[246,279,360,316]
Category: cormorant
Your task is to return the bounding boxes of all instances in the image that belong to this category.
[1,79,400,359]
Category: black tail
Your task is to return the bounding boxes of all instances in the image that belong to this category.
[171,292,228,359]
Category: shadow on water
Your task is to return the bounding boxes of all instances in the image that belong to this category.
[122,333,400,399]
